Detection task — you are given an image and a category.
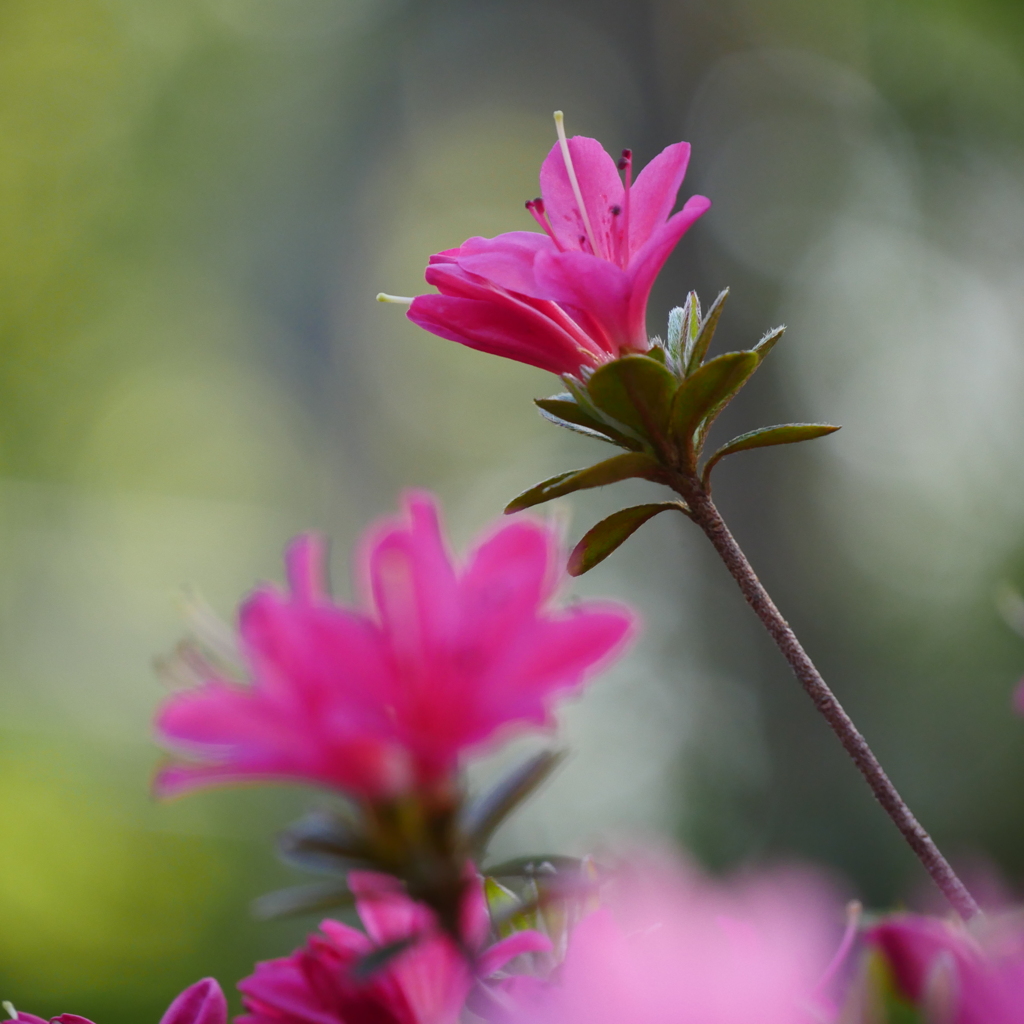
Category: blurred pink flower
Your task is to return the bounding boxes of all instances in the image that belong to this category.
[501,854,838,1024]
[154,491,635,800]
[868,913,1024,1024]
[6,979,226,1024]
[407,119,710,377]
[238,870,550,1024]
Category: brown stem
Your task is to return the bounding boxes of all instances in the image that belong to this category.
[676,478,980,920]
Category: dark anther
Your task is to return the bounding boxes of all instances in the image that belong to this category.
[617,149,632,170]
[610,205,622,216]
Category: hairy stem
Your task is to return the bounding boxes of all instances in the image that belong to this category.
[677,479,979,920]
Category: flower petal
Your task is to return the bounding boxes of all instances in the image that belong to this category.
[408,294,593,375]
[539,137,624,258]
[627,141,692,256]
[625,195,711,344]
[159,979,228,1024]
[459,518,561,650]
[454,232,554,297]
[533,249,631,350]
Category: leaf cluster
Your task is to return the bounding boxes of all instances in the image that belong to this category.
[507,290,839,574]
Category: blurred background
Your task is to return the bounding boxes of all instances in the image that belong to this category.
[3,0,1024,1015]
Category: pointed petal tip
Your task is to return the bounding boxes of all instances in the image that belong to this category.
[159,978,227,1024]
[285,533,329,602]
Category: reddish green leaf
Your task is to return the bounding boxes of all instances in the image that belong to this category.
[753,324,786,360]
[684,288,730,374]
[568,502,688,576]
[505,453,665,513]
[669,350,759,458]
[535,397,641,450]
[702,423,840,485]
[586,355,680,441]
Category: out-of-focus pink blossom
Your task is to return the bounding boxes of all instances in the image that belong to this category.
[407,117,710,377]
[238,871,550,1024]
[5,979,226,1024]
[154,491,635,800]
[501,854,838,1024]
[868,913,1024,1024]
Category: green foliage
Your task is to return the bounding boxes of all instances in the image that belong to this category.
[670,351,760,456]
[504,453,666,513]
[685,288,730,375]
[568,503,687,576]
[535,395,643,449]
[587,355,679,441]
[701,423,840,486]
[463,751,566,855]
[520,292,841,572]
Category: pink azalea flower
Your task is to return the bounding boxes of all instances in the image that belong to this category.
[5,979,226,1024]
[501,854,838,1024]
[238,870,550,1024]
[868,913,1024,1024]
[154,491,635,800]
[407,114,710,377]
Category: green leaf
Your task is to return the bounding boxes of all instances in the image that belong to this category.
[484,854,583,877]
[535,397,641,449]
[463,750,566,854]
[701,423,840,485]
[680,291,701,361]
[685,288,730,374]
[251,881,355,921]
[669,350,760,457]
[352,937,419,980]
[277,810,373,876]
[568,502,688,576]
[586,355,680,441]
[753,324,785,360]
[666,305,686,364]
[562,374,647,446]
[505,453,665,513]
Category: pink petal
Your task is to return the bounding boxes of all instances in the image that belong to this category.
[349,871,432,947]
[533,249,630,351]
[51,1017,94,1024]
[155,679,289,750]
[478,929,553,977]
[627,141,692,256]
[159,979,227,1024]
[480,605,637,725]
[625,195,711,345]
[238,956,340,1024]
[408,294,592,375]
[238,591,396,724]
[539,137,624,257]
[367,493,460,664]
[285,533,329,603]
[459,518,561,650]
[318,919,374,958]
[454,232,554,297]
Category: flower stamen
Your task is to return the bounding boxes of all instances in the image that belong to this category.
[525,198,563,251]
[553,111,601,258]
[377,293,415,305]
[617,149,632,266]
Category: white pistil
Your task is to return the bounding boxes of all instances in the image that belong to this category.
[376,293,415,305]
[553,111,601,258]
[3,1003,17,1020]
